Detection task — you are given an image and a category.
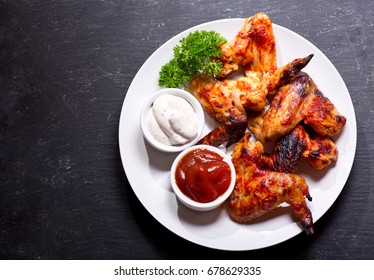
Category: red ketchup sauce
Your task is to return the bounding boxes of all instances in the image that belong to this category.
[174,148,232,203]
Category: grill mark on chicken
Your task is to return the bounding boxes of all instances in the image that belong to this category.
[261,124,338,173]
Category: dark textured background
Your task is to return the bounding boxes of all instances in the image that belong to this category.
[0,0,373,259]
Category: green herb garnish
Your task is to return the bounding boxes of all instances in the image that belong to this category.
[158,30,227,88]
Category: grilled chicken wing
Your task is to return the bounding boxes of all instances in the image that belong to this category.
[228,133,314,234]
[190,74,248,147]
[190,56,313,147]
[248,72,346,143]
[261,124,338,173]
[218,12,276,79]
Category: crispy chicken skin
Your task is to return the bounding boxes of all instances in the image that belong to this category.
[228,133,314,234]
[302,129,338,170]
[261,124,338,173]
[248,72,347,143]
[190,74,248,147]
[263,55,313,94]
[218,12,276,78]
[190,56,313,147]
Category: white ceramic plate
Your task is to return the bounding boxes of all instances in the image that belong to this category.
[118,19,357,251]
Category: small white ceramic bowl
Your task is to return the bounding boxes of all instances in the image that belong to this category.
[140,88,205,153]
[170,145,236,211]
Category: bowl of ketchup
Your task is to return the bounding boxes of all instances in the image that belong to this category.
[170,145,236,211]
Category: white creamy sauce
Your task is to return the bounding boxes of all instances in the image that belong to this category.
[146,94,199,146]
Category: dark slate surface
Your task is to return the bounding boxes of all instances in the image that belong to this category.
[0,0,373,259]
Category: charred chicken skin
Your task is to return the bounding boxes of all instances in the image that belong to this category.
[261,124,338,173]
[248,72,347,143]
[228,133,314,234]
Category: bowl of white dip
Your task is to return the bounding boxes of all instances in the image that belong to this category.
[140,88,205,153]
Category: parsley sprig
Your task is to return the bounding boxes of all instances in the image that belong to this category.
[158,30,227,88]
